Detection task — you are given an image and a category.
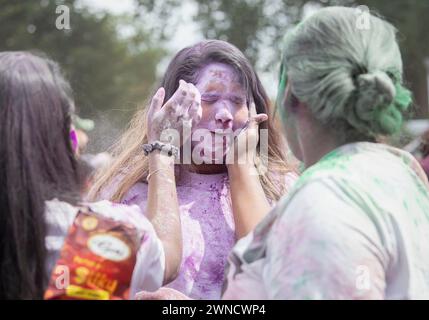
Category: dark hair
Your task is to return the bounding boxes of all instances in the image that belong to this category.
[0,51,81,299]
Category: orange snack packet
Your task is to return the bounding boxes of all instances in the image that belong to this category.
[44,208,143,300]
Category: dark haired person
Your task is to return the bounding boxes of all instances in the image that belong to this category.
[0,52,181,299]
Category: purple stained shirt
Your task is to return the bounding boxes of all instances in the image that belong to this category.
[100,170,297,299]
[121,171,235,299]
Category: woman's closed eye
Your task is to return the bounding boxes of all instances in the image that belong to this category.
[229,96,245,105]
[201,93,220,103]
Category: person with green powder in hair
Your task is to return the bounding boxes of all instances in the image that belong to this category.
[221,6,429,299]
[138,6,429,300]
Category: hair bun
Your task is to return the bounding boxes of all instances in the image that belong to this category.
[281,6,413,139]
[346,70,405,135]
[357,71,396,106]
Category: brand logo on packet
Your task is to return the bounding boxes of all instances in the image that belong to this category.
[88,234,131,262]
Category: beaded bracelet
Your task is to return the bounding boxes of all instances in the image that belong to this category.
[142,141,179,158]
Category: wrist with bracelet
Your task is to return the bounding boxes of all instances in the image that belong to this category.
[143,140,179,158]
[144,141,178,183]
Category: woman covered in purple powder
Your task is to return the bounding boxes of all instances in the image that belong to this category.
[88,40,297,299]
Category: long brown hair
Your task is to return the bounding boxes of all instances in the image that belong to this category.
[0,52,81,299]
[89,40,294,202]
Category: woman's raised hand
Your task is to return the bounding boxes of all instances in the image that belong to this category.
[226,101,268,168]
[147,80,202,147]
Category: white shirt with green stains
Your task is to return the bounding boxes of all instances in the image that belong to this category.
[223,142,429,299]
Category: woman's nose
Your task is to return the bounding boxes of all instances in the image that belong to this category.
[215,107,233,129]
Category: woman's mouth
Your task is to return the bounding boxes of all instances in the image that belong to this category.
[196,132,232,163]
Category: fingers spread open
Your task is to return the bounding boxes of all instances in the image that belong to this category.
[247,102,268,129]
[253,113,268,124]
[162,79,188,115]
[186,83,202,123]
[179,83,196,118]
[148,87,165,118]
[174,80,189,111]
[249,101,257,117]
[189,100,202,125]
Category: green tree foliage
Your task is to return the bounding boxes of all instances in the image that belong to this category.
[0,0,166,151]
[0,0,166,122]
[137,0,428,117]
[2,0,427,153]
